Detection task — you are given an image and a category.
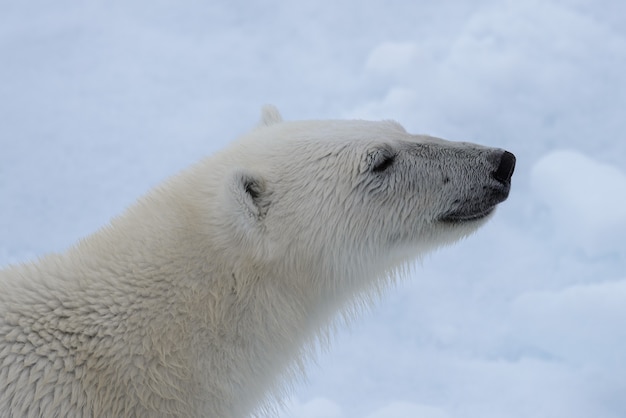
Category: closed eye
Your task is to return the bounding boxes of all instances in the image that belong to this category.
[372,153,396,173]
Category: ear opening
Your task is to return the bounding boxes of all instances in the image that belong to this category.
[258,104,283,127]
[227,169,271,224]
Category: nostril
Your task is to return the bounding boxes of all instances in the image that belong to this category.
[492,151,516,183]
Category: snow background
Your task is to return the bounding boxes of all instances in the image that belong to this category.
[1,1,625,417]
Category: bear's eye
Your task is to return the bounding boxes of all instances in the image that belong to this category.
[371,151,396,173]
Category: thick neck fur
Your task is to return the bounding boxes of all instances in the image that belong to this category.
[1,177,346,417]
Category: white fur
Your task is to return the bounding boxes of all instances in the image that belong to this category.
[0,108,511,417]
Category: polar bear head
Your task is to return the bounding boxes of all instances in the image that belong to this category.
[210,106,514,306]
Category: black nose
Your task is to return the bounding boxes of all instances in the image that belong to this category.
[492,151,516,184]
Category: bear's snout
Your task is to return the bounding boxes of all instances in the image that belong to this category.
[492,150,516,185]
[439,149,515,223]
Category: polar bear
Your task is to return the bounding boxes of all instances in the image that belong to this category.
[0,106,515,417]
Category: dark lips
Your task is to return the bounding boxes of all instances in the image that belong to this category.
[441,206,497,223]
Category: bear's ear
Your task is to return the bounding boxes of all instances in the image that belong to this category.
[226,169,271,226]
[258,104,283,127]
[221,169,276,261]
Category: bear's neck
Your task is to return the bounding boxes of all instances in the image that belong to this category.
[57,189,361,417]
[71,200,334,417]
[192,262,335,416]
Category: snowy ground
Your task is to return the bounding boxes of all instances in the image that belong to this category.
[1,1,625,417]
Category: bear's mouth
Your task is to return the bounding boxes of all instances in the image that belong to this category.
[439,206,496,223]
[439,184,510,224]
